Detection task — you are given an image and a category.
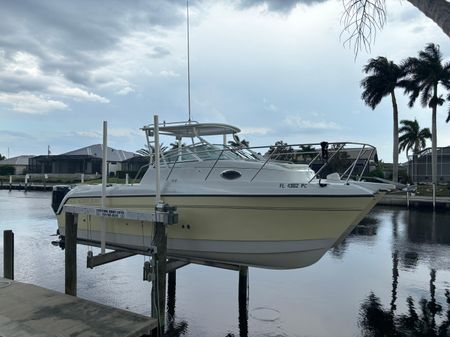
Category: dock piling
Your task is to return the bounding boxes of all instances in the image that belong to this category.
[3,230,14,280]
[151,215,167,336]
[65,212,77,296]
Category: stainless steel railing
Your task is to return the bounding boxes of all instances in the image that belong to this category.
[141,141,377,183]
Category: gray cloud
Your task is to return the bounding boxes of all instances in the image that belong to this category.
[237,0,326,13]
[0,130,35,142]
[148,46,172,59]
[0,0,187,112]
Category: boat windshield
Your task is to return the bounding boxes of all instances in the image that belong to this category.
[163,143,259,163]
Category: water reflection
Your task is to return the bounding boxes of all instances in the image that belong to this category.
[2,191,450,337]
[332,207,450,271]
[330,216,380,258]
[406,210,450,245]
[238,285,248,337]
[359,269,450,337]
[165,271,189,337]
[359,206,450,337]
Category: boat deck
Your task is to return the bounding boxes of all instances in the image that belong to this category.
[0,277,156,337]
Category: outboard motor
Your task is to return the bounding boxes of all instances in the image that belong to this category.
[51,185,71,213]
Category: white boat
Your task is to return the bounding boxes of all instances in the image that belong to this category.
[53,121,393,269]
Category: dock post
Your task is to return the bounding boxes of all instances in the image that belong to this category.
[9,175,12,191]
[65,212,77,296]
[125,173,129,185]
[151,218,167,336]
[3,230,14,280]
[238,266,249,337]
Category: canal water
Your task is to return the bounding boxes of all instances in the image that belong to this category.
[0,190,449,337]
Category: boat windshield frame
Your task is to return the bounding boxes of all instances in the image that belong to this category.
[141,120,259,165]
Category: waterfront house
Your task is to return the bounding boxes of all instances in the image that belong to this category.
[0,155,34,175]
[28,144,137,175]
[407,146,450,183]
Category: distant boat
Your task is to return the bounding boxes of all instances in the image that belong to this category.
[52,121,393,269]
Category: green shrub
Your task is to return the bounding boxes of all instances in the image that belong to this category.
[0,165,15,176]
[368,169,384,179]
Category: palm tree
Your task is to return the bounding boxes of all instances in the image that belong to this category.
[398,119,432,158]
[399,119,431,183]
[361,56,405,182]
[405,0,450,38]
[401,43,450,186]
[136,144,167,157]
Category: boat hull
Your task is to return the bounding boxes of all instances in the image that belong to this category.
[57,194,377,269]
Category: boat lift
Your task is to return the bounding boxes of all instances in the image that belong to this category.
[61,115,249,337]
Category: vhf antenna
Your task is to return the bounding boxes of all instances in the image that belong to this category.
[186,0,192,122]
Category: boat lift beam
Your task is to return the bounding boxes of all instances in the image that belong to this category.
[169,256,241,271]
[63,204,178,224]
[86,250,136,269]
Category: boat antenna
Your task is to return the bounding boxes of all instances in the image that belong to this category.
[186,0,192,122]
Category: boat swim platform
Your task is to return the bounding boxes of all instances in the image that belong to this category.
[0,277,157,337]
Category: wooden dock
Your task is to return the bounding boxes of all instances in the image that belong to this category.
[0,183,53,191]
[0,277,157,337]
[379,193,450,209]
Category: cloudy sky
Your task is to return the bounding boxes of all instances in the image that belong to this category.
[0,0,448,162]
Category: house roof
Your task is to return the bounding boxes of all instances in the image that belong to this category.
[61,144,136,162]
[417,146,450,158]
[0,155,34,166]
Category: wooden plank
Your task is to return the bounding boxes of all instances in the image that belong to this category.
[0,277,156,337]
